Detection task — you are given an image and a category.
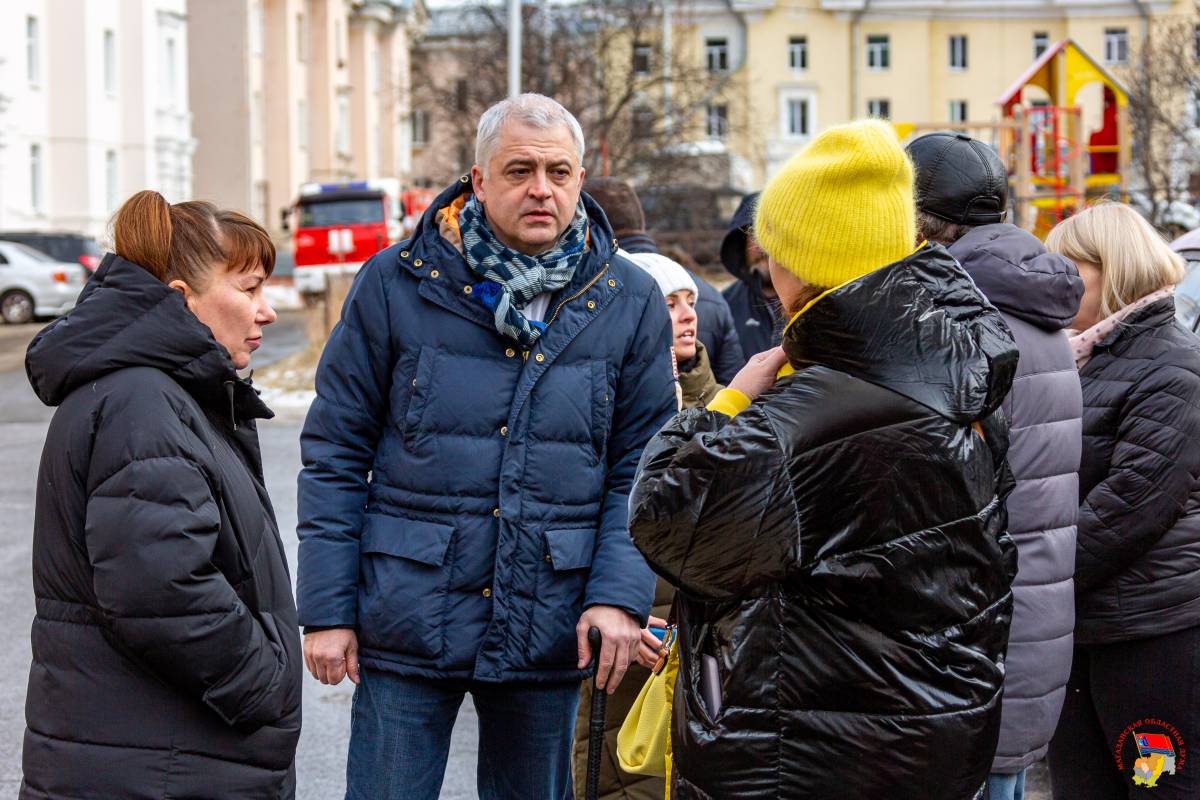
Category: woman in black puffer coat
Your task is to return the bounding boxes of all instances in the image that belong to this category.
[21,191,301,799]
[629,121,1019,800]
[1046,203,1200,800]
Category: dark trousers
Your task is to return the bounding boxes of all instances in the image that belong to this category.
[1047,625,1200,799]
[345,667,580,800]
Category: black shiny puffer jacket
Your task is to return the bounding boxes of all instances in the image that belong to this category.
[630,245,1019,800]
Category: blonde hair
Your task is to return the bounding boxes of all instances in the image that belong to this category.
[1045,202,1184,318]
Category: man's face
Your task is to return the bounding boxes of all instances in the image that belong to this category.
[745,238,777,299]
[471,121,584,256]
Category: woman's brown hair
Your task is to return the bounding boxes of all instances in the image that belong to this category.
[112,190,275,288]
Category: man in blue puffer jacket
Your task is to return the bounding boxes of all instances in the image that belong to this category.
[297,94,676,800]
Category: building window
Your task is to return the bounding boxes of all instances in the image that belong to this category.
[866,35,889,70]
[27,16,40,85]
[105,150,119,212]
[296,13,307,63]
[632,106,655,140]
[455,80,468,112]
[297,99,308,149]
[705,38,729,73]
[103,30,116,95]
[949,35,968,70]
[1194,88,1200,127]
[705,103,728,140]
[337,95,351,154]
[1033,31,1049,59]
[1104,28,1128,64]
[633,43,652,76]
[412,110,430,146]
[786,98,810,138]
[162,37,177,105]
[30,144,43,212]
[867,98,890,119]
[788,36,808,71]
[1194,24,1200,60]
[949,100,969,123]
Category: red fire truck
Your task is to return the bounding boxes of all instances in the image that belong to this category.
[287,179,434,297]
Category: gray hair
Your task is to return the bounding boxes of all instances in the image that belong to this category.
[916,210,976,247]
[475,93,586,170]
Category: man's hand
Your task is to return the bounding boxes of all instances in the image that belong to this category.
[304,628,360,686]
[577,605,642,694]
[728,347,789,402]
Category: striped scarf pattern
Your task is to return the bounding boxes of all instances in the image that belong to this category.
[459,195,588,346]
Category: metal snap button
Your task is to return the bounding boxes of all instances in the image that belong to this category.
[534,353,545,363]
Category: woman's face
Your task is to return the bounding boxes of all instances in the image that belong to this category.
[1071,259,1104,331]
[767,257,811,319]
[666,290,698,362]
[173,263,277,370]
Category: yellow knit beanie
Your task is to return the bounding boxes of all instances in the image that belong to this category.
[754,119,915,289]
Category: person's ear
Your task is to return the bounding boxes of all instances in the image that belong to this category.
[471,164,486,204]
[167,279,197,312]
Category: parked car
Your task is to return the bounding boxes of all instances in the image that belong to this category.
[0,241,87,324]
[0,231,103,272]
[1171,229,1200,332]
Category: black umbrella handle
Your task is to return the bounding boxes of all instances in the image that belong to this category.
[586,626,607,800]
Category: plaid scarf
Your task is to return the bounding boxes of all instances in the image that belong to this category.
[459,195,588,346]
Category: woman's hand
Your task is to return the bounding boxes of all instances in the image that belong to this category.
[728,347,790,401]
[635,615,668,669]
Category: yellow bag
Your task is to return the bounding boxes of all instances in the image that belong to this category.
[616,626,679,786]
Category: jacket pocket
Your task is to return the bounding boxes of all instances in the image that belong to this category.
[526,527,596,667]
[402,348,437,448]
[591,360,613,462]
[358,512,454,660]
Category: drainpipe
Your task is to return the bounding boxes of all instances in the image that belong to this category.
[850,0,873,120]
[507,0,521,97]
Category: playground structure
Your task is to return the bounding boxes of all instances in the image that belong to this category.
[895,39,1131,238]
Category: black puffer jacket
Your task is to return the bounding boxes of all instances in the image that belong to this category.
[631,245,1019,800]
[21,255,302,799]
[1074,296,1200,644]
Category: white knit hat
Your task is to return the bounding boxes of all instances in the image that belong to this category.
[621,250,698,298]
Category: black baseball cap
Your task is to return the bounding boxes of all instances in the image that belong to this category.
[907,132,1009,225]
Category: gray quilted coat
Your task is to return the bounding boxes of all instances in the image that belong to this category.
[949,224,1083,773]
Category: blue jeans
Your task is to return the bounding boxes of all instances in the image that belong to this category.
[345,668,581,800]
[986,769,1026,800]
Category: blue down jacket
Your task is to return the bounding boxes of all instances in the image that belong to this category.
[297,178,675,682]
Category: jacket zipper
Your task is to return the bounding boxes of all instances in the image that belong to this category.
[224,380,238,431]
[544,263,609,328]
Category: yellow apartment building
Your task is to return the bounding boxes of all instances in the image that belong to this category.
[669,0,1194,188]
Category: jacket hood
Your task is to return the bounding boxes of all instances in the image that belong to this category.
[719,192,760,282]
[948,223,1083,331]
[26,253,271,421]
[783,244,1018,423]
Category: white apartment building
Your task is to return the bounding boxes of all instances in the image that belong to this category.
[189,0,423,236]
[0,0,194,238]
